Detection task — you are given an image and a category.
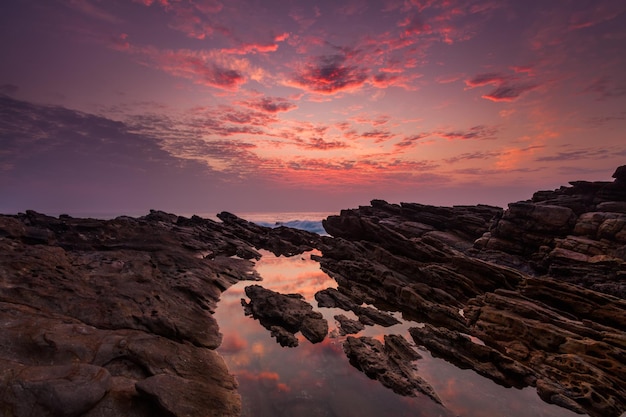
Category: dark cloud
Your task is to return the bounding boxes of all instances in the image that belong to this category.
[444,150,501,164]
[583,76,626,100]
[290,54,368,94]
[359,129,396,143]
[0,95,244,213]
[0,84,19,96]
[482,83,537,102]
[243,97,297,113]
[298,137,349,150]
[394,133,430,148]
[465,72,508,87]
[436,125,498,140]
[534,148,614,162]
[466,71,537,102]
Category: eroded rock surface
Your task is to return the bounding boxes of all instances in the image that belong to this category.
[242,284,328,346]
[317,166,626,417]
[343,334,440,404]
[0,210,315,417]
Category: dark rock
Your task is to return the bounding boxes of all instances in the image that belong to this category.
[343,335,441,403]
[334,314,365,335]
[316,167,626,417]
[0,210,316,416]
[242,285,328,345]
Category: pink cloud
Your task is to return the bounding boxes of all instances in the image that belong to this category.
[193,0,224,14]
[398,14,433,36]
[220,42,279,55]
[482,84,537,102]
[465,72,508,88]
[466,70,538,102]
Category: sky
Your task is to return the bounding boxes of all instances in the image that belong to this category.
[1,0,625,216]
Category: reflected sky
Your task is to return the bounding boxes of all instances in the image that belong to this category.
[214,250,579,417]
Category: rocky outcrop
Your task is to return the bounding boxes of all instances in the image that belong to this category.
[315,287,400,327]
[343,334,440,403]
[0,209,315,417]
[316,166,626,417]
[242,285,328,346]
[476,167,626,297]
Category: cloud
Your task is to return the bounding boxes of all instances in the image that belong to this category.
[0,95,228,213]
[583,76,626,100]
[534,148,614,162]
[466,71,538,102]
[113,40,259,90]
[241,97,297,114]
[289,54,368,94]
[444,150,501,164]
[67,0,122,24]
[465,72,508,88]
[435,125,498,140]
[482,83,537,102]
[394,133,430,148]
[297,138,350,150]
[0,84,18,96]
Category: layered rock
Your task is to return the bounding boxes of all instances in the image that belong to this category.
[316,166,626,417]
[242,284,328,346]
[343,334,441,403]
[476,167,626,297]
[0,209,315,417]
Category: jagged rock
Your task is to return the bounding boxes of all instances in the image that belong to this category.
[242,285,328,345]
[343,335,440,403]
[334,314,365,335]
[317,166,626,417]
[315,287,400,327]
[0,210,303,416]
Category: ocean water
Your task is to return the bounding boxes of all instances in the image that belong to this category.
[234,211,334,236]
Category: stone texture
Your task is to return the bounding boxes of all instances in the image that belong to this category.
[315,166,626,417]
[0,209,318,416]
[242,284,328,346]
[343,335,440,403]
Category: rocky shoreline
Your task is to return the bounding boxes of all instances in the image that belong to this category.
[1,166,625,416]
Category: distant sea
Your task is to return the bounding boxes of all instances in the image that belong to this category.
[231,211,334,236]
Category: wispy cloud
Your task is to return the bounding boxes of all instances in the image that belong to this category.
[435,125,498,140]
[466,71,538,102]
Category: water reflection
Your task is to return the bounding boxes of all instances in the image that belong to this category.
[214,250,579,417]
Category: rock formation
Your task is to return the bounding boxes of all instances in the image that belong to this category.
[315,166,626,417]
[0,210,312,417]
[241,284,328,346]
[343,334,440,403]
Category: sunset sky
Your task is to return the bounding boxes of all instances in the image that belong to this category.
[1,0,625,216]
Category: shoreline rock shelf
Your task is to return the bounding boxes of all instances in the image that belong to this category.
[1,165,625,416]
[316,166,626,417]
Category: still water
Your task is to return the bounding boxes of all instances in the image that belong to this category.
[214,249,579,417]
